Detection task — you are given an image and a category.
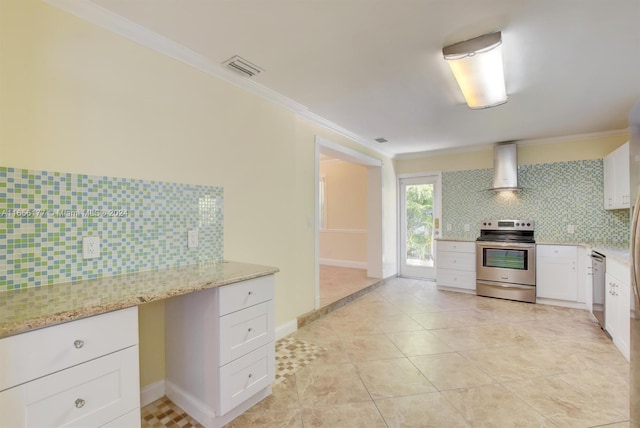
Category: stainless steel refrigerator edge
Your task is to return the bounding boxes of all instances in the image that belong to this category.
[629,100,640,427]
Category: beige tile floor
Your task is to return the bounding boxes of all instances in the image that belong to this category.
[319,265,379,307]
[228,277,630,428]
[144,277,630,427]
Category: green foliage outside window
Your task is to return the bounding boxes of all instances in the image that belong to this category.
[406,184,434,262]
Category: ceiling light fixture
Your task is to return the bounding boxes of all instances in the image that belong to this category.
[442,31,507,109]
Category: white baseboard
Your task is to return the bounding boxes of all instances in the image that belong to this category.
[276,319,297,340]
[535,297,588,310]
[140,380,165,407]
[319,258,367,269]
[165,380,271,428]
[166,380,214,427]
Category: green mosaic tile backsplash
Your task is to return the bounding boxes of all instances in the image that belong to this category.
[442,159,629,243]
[0,167,223,291]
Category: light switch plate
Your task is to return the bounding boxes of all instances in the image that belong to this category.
[188,230,199,249]
[82,236,101,259]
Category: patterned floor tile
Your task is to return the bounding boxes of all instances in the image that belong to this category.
[141,396,203,428]
[141,336,326,426]
[275,336,328,384]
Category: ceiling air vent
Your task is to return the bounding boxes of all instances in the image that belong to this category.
[222,55,263,77]
[374,137,388,143]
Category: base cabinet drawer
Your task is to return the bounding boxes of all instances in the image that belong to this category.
[0,307,138,392]
[436,241,477,293]
[219,344,275,415]
[437,269,476,290]
[166,274,276,427]
[605,259,631,361]
[0,346,140,428]
[219,301,274,366]
[218,276,274,316]
[101,408,141,428]
[438,252,475,271]
[437,241,475,253]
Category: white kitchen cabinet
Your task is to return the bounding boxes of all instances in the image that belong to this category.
[536,245,579,301]
[0,307,140,427]
[605,258,631,361]
[604,141,630,210]
[165,275,275,428]
[436,240,476,292]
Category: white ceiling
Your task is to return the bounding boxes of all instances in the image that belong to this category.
[72,0,640,157]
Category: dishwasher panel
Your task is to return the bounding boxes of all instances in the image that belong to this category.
[591,252,606,330]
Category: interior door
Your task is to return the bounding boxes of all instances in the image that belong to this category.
[399,175,441,279]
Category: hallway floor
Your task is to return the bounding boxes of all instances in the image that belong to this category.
[143,277,630,427]
[319,265,379,307]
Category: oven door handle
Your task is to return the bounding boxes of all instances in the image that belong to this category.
[476,280,534,290]
[476,242,535,249]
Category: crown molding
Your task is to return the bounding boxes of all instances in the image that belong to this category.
[394,128,629,160]
[514,128,628,146]
[296,110,392,158]
[394,143,493,160]
[43,0,393,159]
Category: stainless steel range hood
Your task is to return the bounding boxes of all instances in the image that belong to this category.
[491,142,521,191]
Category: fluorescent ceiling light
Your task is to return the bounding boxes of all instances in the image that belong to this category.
[443,32,507,109]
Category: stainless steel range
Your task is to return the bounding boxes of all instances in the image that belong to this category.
[476,220,536,303]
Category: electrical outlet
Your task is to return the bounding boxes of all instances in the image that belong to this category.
[82,236,101,259]
[446,224,452,231]
[188,230,199,249]
[464,224,470,232]
[567,224,575,234]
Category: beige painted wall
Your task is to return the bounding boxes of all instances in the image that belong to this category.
[394,133,629,174]
[295,124,398,279]
[319,160,368,263]
[0,0,396,388]
[321,160,368,230]
[319,231,367,263]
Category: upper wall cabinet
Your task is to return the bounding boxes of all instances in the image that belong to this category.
[604,142,630,210]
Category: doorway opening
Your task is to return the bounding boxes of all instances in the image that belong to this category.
[398,174,442,279]
[315,137,383,309]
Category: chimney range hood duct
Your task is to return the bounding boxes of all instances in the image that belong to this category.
[491,142,521,191]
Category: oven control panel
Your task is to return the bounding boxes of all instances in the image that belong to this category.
[480,220,535,231]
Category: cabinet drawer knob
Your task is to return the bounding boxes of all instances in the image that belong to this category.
[75,398,86,408]
[247,327,253,332]
[73,340,84,349]
[248,373,253,379]
[248,291,254,296]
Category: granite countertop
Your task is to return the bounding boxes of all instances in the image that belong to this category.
[438,237,631,265]
[436,237,476,242]
[0,260,279,339]
[590,244,630,265]
[536,240,630,264]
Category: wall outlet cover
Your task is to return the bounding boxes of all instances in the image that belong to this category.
[82,236,101,259]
